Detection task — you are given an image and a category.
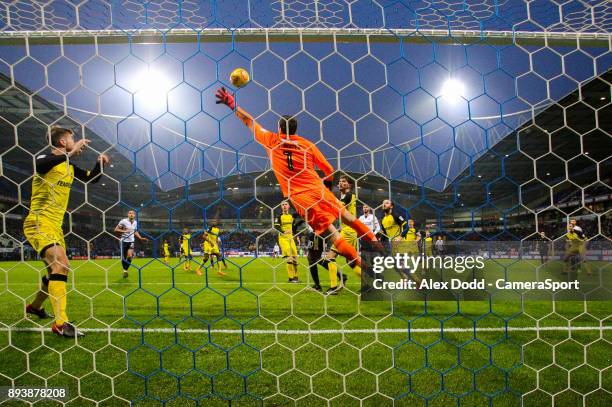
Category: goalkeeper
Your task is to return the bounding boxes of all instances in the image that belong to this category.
[215,87,378,275]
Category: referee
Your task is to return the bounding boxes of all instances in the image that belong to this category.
[537,232,550,265]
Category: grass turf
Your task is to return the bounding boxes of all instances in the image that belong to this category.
[0,257,610,406]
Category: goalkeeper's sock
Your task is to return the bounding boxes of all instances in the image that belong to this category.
[48,274,68,326]
[333,237,361,268]
[345,218,376,241]
[121,258,129,271]
[286,262,295,279]
[328,260,338,288]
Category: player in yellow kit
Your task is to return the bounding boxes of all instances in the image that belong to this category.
[380,199,408,260]
[422,228,434,272]
[379,199,420,281]
[23,127,109,337]
[423,229,433,257]
[180,228,193,272]
[275,201,303,282]
[401,218,422,275]
[197,220,225,276]
[564,220,591,275]
[325,175,359,295]
[162,240,171,264]
[404,218,421,255]
[380,199,407,242]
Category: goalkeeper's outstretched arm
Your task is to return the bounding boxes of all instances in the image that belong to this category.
[215,87,274,147]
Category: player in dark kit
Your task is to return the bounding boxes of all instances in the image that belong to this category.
[305,226,326,292]
[536,232,550,265]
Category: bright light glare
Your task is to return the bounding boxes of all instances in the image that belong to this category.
[134,68,172,101]
[441,79,465,101]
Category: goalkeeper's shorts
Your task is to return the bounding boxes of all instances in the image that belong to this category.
[291,187,343,235]
[23,217,66,256]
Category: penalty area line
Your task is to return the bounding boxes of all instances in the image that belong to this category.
[2,326,609,335]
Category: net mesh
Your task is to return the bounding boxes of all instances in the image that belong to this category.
[1,0,611,32]
[0,0,610,406]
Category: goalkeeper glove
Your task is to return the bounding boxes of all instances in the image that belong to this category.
[215,87,236,110]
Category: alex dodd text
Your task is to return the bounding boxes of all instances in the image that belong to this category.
[372,278,580,291]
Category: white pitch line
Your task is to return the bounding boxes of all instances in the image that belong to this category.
[2,326,609,335]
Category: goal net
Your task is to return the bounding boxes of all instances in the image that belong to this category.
[0,1,610,405]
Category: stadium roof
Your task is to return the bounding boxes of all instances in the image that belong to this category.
[0,71,157,213]
[437,69,611,204]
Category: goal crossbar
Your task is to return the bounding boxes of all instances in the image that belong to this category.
[0,27,609,47]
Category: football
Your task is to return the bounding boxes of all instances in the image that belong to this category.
[230,67,250,88]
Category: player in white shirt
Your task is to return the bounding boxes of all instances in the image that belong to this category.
[114,210,148,278]
[273,243,280,258]
[358,204,381,236]
[434,235,445,255]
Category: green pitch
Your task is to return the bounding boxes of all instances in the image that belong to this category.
[0,257,610,406]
